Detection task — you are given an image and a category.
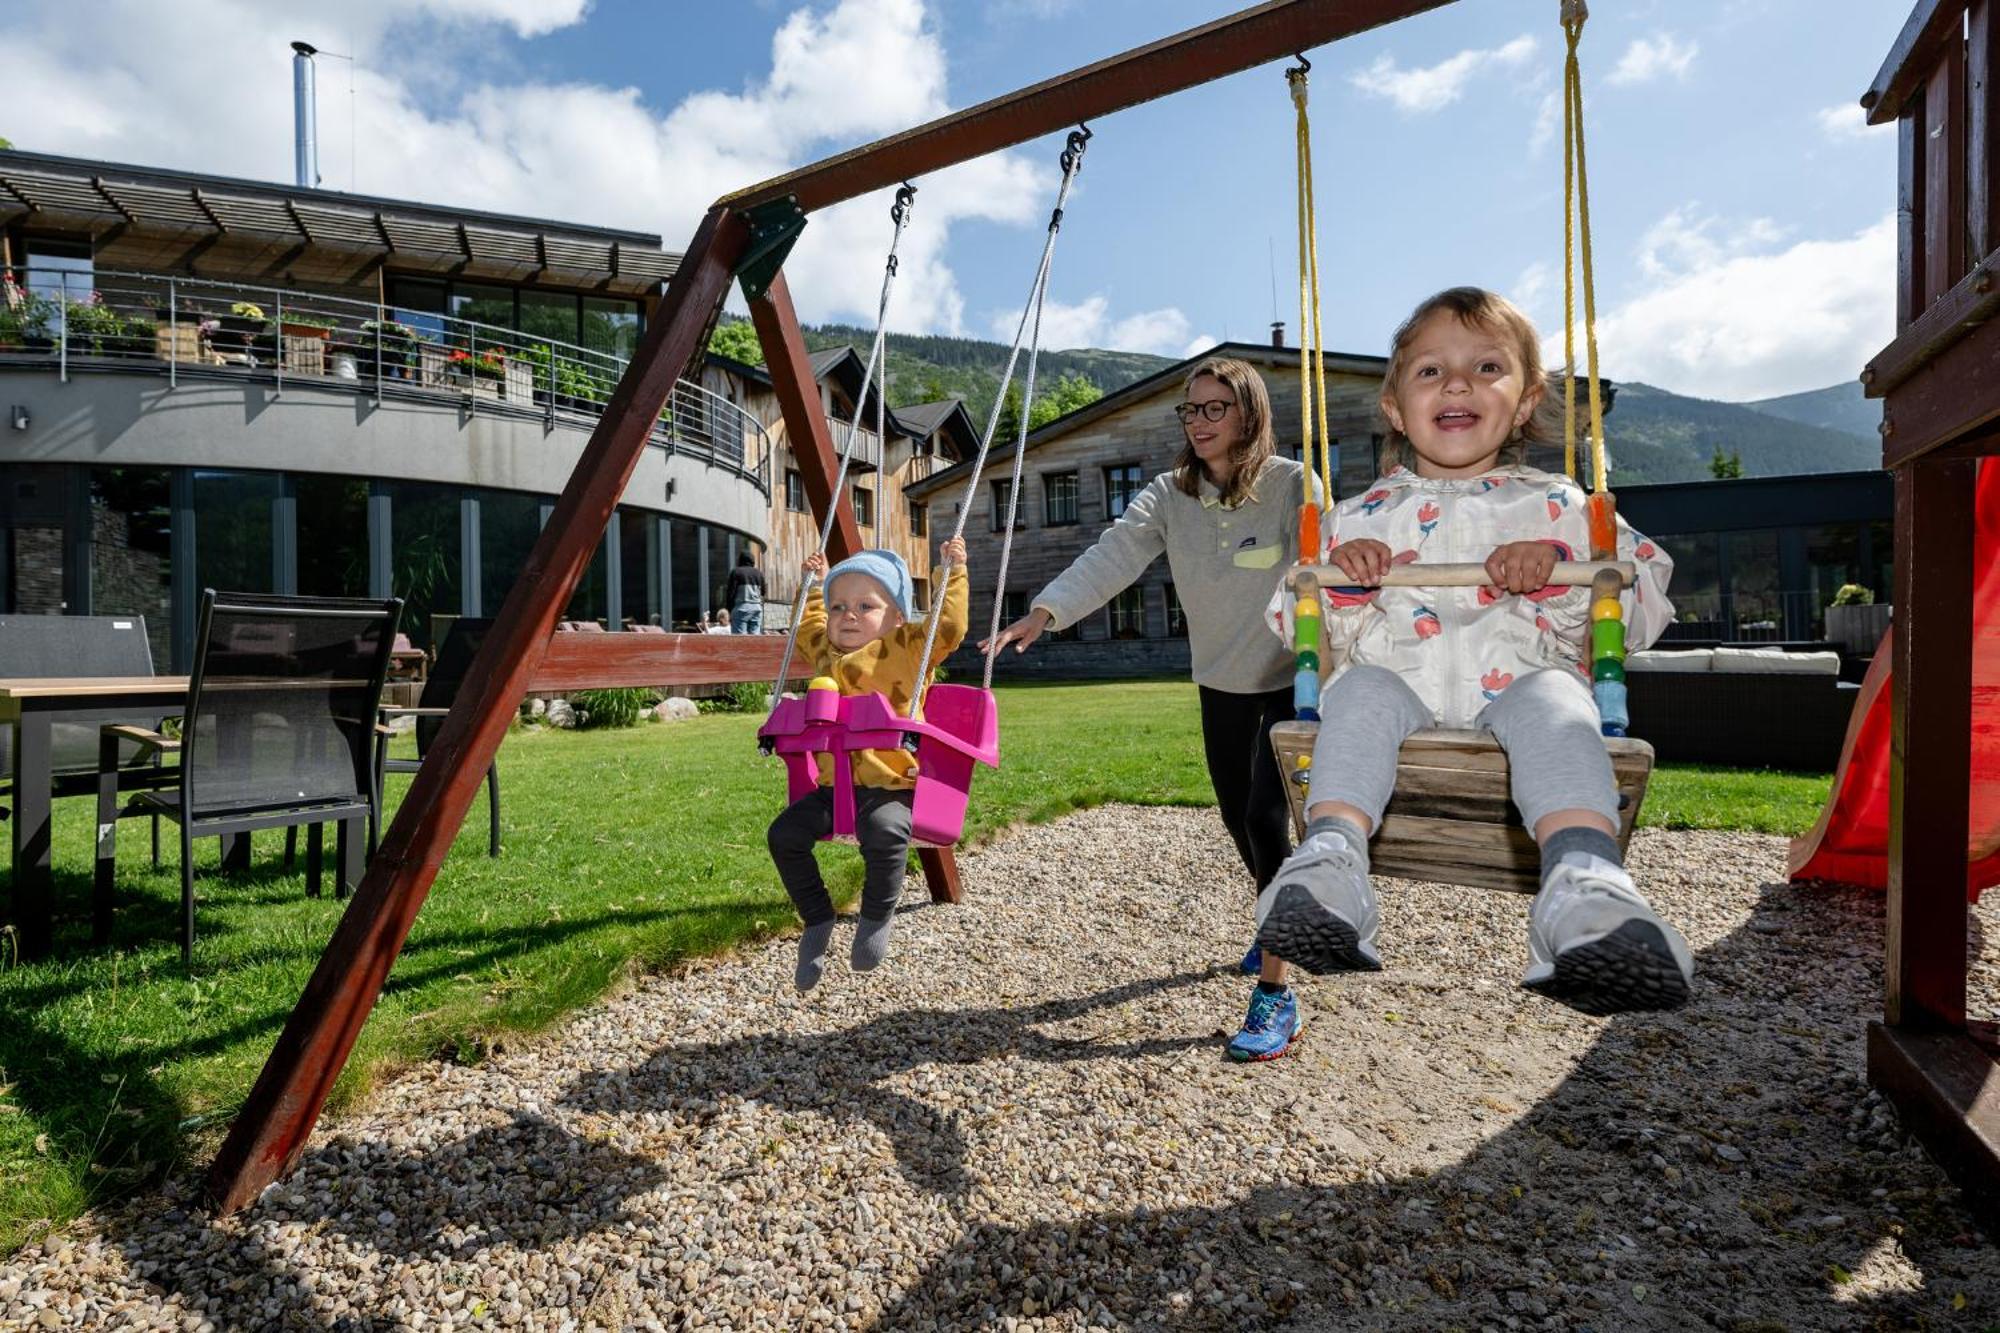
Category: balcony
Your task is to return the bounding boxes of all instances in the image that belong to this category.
[0,266,770,494]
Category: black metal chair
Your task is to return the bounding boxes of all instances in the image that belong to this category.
[0,614,169,858]
[372,616,500,858]
[94,591,402,961]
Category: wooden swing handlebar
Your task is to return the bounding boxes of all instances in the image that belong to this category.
[1293,560,1634,590]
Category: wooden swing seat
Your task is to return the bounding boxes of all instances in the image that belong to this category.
[1268,722,1655,894]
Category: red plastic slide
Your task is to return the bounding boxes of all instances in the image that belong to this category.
[1787,459,2000,902]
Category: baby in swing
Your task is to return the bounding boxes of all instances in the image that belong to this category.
[769,536,968,991]
[1260,286,1694,1013]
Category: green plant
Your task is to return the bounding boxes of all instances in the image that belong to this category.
[570,687,649,728]
[63,294,128,354]
[228,301,266,322]
[522,342,613,404]
[448,347,508,381]
[1831,584,1875,607]
[279,312,338,332]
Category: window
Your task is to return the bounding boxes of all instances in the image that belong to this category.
[21,237,92,305]
[853,486,875,528]
[88,468,173,668]
[449,282,515,337]
[193,470,279,596]
[1044,471,1079,526]
[913,578,931,616]
[480,490,543,619]
[581,296,643,359]
[519,289,580,346]
[620,508,659,629]
[785,469,807,513]
[295,476,369,600]
[908,496,927,537]
[991,480,1026,531]
[1104,464,1143,520]
[1165,582,1188,638]
[1108,585,1147,639]
[382,480,463,648]
[1001,590,1028,623]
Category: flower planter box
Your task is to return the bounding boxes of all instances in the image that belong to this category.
[1825,602,1892,657]
[154,323,204,364]
[501,360,534,405]
[280,333,326,375]
[279,321,333,341]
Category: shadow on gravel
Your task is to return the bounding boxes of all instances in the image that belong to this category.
[862,879,1998,1331]
[78,882,1998,1331]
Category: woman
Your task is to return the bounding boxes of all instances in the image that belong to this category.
[983,356,1320,1062]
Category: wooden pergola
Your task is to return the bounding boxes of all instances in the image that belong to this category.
[1857,0,2000,1213]
[204,0,1459,1212]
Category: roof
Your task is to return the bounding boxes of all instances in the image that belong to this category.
[904,340,1388,500]
[0,148,677,293]
[707,350,975,462]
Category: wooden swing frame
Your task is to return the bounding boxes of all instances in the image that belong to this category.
[203,0,1461,1213]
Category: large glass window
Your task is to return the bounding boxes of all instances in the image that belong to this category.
[908,496,927,537]
[1107,585,1147,639]
[387,276,448,344]
[1803,523,1864,606]
[565,536,609,627]
[1165,582,1188,638]
[295,477,370,600]
[620,508,658,628]
[853,485,874,529]
[1104,464,1144,520]
[704,526,734,613]
[785,470,806,513]
[582,297,642,360]
[383,481,461,648]
[1651,531,1721,640]
[22,238,92,305]
[1044,471,1078,526]
[479,491,542,617]
[990,480,1025,531]
[88,468,173,667]
[193,470,278,596]
[670,520,703,628]
[519,289,579,347]
[1725,529,1781,638]
[449,283,515,342]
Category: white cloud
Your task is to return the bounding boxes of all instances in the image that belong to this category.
[1181,334,1220,360]
[1513,260,1553,312]
[986,294,1202,357]
[0,0,1044,336]
[1605,33,1698,87]
[1816,102,1887,143]
[1349,34,1537,114]
[1563,212,1893,401]
[1530,88,1562,155]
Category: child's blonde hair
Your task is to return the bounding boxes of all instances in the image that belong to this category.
[1377,287,1558,474]
[1172,356,1276,506]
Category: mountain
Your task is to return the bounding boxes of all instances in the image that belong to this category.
[1602,382,1881,484]
[1742,380,1882,443]
[789,321,1175,427]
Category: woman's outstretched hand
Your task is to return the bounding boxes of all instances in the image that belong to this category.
[982,606,1052,655]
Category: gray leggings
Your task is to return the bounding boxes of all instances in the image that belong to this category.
[1305,665,1619,832]
[768,785,915,926]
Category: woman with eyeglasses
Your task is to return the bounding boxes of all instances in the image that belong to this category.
[982,355,1322,1063]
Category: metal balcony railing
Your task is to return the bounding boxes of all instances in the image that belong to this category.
[0,265,770,493]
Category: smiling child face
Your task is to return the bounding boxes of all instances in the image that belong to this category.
[1380,310,1542,480]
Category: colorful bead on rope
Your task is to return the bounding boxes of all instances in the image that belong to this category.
[1588,562,1628,737]
[1292,571,1323,721]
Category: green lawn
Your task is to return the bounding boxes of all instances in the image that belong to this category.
[0,679,1830,1250]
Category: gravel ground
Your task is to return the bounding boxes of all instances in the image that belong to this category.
[4,806,1998,1332]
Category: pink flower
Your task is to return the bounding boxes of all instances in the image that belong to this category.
[1413,606,1441,640]
[1480,668,1514,699]
[1635,541,1656,560]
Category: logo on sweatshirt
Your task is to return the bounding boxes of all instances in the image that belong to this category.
[1238,535,1259,548]
[1546,488,1569,522]
[1412,605,1441,640]
[1481,668,1515,700]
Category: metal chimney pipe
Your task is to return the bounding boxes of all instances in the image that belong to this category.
[292,41,319,188]
[1270,320,1285,348]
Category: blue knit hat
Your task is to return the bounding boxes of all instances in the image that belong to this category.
[824,548,914,619]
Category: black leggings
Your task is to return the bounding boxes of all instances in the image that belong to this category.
[1197,684,1295,894]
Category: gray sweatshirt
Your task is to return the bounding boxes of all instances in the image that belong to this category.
[1032,456,1320,694]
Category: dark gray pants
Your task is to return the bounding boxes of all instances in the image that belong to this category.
[768,786,915,926]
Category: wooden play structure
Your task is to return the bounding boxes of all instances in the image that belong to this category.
[1846,0,2000,1215]
[201,0,1997,1220]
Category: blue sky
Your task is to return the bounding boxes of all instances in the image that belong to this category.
[4,0,1908,400]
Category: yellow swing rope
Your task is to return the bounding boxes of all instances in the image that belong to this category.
[1289,60,1332,558]
[1559,1,1629,736]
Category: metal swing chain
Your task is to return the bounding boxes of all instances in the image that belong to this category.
[767,182,918,709]
[909,126,1090,716]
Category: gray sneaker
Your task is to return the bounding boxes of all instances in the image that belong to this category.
[1254,825,1383,974]
[1523,854,1693,1013]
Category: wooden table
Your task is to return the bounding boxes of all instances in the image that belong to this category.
[2,677,198,958]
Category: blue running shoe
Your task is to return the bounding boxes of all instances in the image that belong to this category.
[1239,942,1263,975]
[1226,985,1301,1062]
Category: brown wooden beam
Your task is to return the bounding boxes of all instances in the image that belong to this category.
[720,0,1455,215]
[1972,1,1996,260]
[1925,36,1969,305]
[1867,1020,2000,1227]
[1865,0,1963,124]
[206,205,749,1214]
[1885,455,1975,1030]
[1881,321,2000,465]
[1863,246,2000,397]
[748,271,961,903]
[530,632,793,692]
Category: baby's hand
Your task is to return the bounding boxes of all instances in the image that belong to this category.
[1328,538,1393,586]
[803,552,827,578]
[939,536,967,567]
[1483,541,1558,596]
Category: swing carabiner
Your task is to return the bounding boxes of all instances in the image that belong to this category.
[890,181,917,227]
[1059,123,1092,176]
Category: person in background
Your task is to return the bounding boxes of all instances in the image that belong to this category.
[726,552,766,634]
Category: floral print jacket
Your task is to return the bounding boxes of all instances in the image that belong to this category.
[1267,464,1676,728]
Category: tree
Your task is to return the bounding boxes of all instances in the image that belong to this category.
[706,319,763,366]
[993,372,1104,444]
[0,136,13,150]
[1708,446,1744,480]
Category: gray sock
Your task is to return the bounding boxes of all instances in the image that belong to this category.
[1304,815,1371,869]
[851,913,895,972]
[1540,825,1623,889]
[795,920,836,992]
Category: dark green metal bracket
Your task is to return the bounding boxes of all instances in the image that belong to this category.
[733,196,807,302]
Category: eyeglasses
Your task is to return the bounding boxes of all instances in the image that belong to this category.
[1174,399,1235,424]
